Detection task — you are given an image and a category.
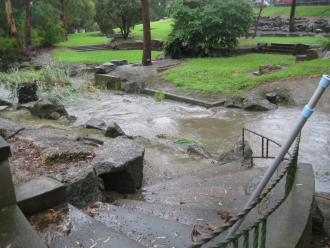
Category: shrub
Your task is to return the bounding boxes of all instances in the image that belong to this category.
[165,0,254,58]
[0,36,25,71]
[322,37,330,51]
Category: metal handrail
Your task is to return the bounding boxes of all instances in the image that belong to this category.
[242,128,292,167]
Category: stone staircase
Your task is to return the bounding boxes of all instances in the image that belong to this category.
[44,161,266,248]
[257,43,310,55]
[68,44,109,52]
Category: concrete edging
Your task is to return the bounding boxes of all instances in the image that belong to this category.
[266,163,315,248]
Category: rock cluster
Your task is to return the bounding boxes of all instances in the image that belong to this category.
[257,16,330,33]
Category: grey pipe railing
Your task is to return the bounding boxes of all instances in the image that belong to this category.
[226,74,330,239]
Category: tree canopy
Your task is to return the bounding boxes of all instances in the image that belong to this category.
[165,0,254,58]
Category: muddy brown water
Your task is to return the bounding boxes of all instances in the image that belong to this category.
[1,86,329,192]
[64,91,330,193]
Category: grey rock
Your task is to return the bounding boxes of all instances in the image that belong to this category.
[104,121,125,138]
[218,140,253,166]
[20,126,93,163]
[0,98,12,106]
[151,39,164,51]
[0,118,25,139]
[265,92,278,104]
[92,137,145,193]
[111,59,128,66]
[30,97,68,119]
[17,82,38,104]
[224,96,246,109]
[0,106,9,112]
[95,62,116,74]
[57,165,104,208]
[85,118,106,130]
[243,98,278,111]
[187,144,212,159]
[95,74,122,90]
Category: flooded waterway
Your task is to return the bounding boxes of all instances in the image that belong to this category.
[64,91,330,193]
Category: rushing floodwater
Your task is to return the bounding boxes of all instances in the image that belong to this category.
[65,92,330,192]
[1,86,329,192]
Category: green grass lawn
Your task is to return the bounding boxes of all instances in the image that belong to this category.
[261,6,330,17]
[132,19,173,41]
[163,54,330,93]
[56,32,108,47]
[239,36,327,46]
[52,49,161,63]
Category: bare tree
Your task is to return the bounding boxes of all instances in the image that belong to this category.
[289,0,296,32]
[25,1,33,49]
[141,0,152,66]
[254,0,265,38]
[4,0,22,48]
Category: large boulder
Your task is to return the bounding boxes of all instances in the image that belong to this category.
[30,97,68,119]
[243,98,278,111]
[95,74,122,90]
[92,137,145,193]
[224,96,246,109]
[104,121,126,138]
[20,126,94,163]
[218,140,253,166]
[95,62,116,74]
[17,82,38,104]
[151,39,164,51]
[56,165,104,208]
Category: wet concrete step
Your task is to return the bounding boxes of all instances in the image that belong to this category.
[114,199,225,227]
[51,204,143,248]
[93,203,194,248]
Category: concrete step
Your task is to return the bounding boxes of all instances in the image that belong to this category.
[15,176,67,216]
[51,204,143,248]
[114,199,225,227]
[93,203,194,247]
[0,205,47,248]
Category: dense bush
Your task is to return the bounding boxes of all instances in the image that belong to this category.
[164,0,254,58]
[0,35,25,71]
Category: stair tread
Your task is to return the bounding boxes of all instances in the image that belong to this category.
[114,199,225,226]
[93,203,194,247]
[51,204,143,248]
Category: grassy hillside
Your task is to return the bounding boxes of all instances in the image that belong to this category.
[163,54,330,93]
[261,6,330,17]
[52,49,161,63]
[56,32,108,47]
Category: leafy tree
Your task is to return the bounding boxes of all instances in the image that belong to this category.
[95,0,141,39]
[95,0,114,35]
[66,0,96,33]
[149,0,170,20]
[165,0,253,58]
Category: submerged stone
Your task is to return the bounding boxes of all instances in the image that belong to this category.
[30,97,68,119]
[104,121,125,138]
[218,140,253,166]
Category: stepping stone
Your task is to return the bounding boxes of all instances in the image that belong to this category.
[51,205,143,248]
[16,177,67,216]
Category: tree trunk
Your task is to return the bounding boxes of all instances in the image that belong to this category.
[141,0,152,66]
[25,1,32,49]
[289,0,296,33]
[4,0,22,49]
[60,0,68,40]
[254,0,265,38]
